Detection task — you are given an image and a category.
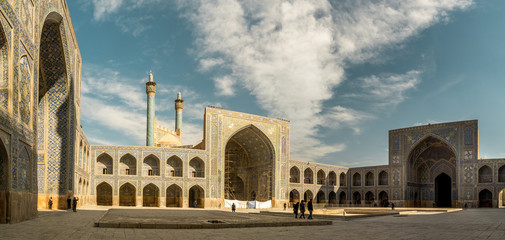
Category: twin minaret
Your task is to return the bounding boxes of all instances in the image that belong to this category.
[145,71,183,146]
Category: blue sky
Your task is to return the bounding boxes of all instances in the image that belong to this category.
[70,0,505,167]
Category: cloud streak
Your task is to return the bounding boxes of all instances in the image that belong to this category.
[178,0,472,161]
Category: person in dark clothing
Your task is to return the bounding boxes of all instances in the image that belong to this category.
[293,202,299,218]
[284,203,286,211]
[72,197,78,212]
[307,199,313,219]
[391,203,395,210]
[48,197,53,210]
[232,203,236,212]
[299,200,306,219]
[67,196,72,209]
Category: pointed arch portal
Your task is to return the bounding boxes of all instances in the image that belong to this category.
[224,125,274,201]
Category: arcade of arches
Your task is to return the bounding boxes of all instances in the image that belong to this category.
[224,125,274,201]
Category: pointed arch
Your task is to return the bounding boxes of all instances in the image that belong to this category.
[143,154,160,176]
[143,183,159,207]
[189,157,204,178]
[353,191,361,205]
[304,168,313,184]
[96,153,113,175]
[499,165,505,183]
[167,155,183,177]
[378,171,388,185]
[96,182,112,206]
[479,189,493,208]
[166,184,182,207]
[339,172,346,186]
[289,189,300,203]
[189,185,205,208]
[339,191,346,205]
[317,170,326,185]
[290,166,300,183]
[365,191,374,204]
[316,190,325,203]
[120,153,136,175]
[304,190,313,201]
[0,20,9,110]
[479,165,493,183]
[119,183,136,206]
[365,171,374,186]
[328,171,337,186]
[0,137,9,223]
[329,191,337,204]
[353,172,361,186]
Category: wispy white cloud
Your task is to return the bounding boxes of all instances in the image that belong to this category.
[178,0,472,161]
[91,0,123,21]
[199,58,225,72]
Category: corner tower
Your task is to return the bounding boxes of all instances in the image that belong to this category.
[146,71,156,146]
[175,92,184,136]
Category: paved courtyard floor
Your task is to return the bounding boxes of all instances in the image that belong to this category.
[0,207,504,239]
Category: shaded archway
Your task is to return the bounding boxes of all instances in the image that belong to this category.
[339,192,346,205]
[378,171,388,185]
[379,191,389,207]
[167,155,183,177]
[340,172,346,186]
[143,184,159,207]
[435,173,451,207]
[189,157,205,178]
[119,183,136,206]
[499,166,505,183]
[304,168,314,184]
[96,182,112,206]
[365,191,374,205]
[317,170,326,185]
[353,192,361,205]
[37,15,74,202]
[290,167,300,183]
[479,166,492,183]
[224,125,274,201]
[143,155,160,176]
[499,189,505,208]
[0,138,9,223]
[120,154,136,175]
[479,189,493,208]
[304,190,313,201]
[353,173,361,186]
[365,172,374,186]
[329,191,337,204]
[316,190,325,203]
[289,189,300,203]
[328,171,337,186]
[96,153,113,175]
[189,185,204,208]
[166,184,182,207]
[407,136,456,207]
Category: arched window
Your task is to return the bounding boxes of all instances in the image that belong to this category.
[189,157,205,178]
[290,167,300,183]
[340,172,346,186]
[353,173,361,186]
[289,189,300,203]
[317,170,326,185]
[353,191,361,204]
[96,153,113,175]
[365,171,374,186]
[167,155,183,177]
[498,165,505,182]
[120,153,136,175]
[378,171,388,185]
[143,154,160,176]
[304,168,313,184]
[328,171,337,186]
[478,165,492,183]
[365,191,374,204]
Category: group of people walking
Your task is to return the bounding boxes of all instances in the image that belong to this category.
[293,199,314,219]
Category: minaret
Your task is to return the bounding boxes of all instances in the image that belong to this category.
[175,92,184,136]
[146,71,156,146]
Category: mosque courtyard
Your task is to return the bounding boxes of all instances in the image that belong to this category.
[0,207,504,239]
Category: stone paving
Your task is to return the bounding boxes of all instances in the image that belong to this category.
[95,209,332,229]
[0,207,505,239]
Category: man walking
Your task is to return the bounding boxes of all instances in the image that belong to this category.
[72,197,79,212]
[232,203,236,212]
[299,200,306,219]
[307,199,313,219]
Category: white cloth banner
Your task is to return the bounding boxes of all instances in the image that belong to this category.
[224,199,248,208]
[224,199,272,209]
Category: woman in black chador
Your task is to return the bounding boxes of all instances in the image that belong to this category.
[293,202,299,218]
